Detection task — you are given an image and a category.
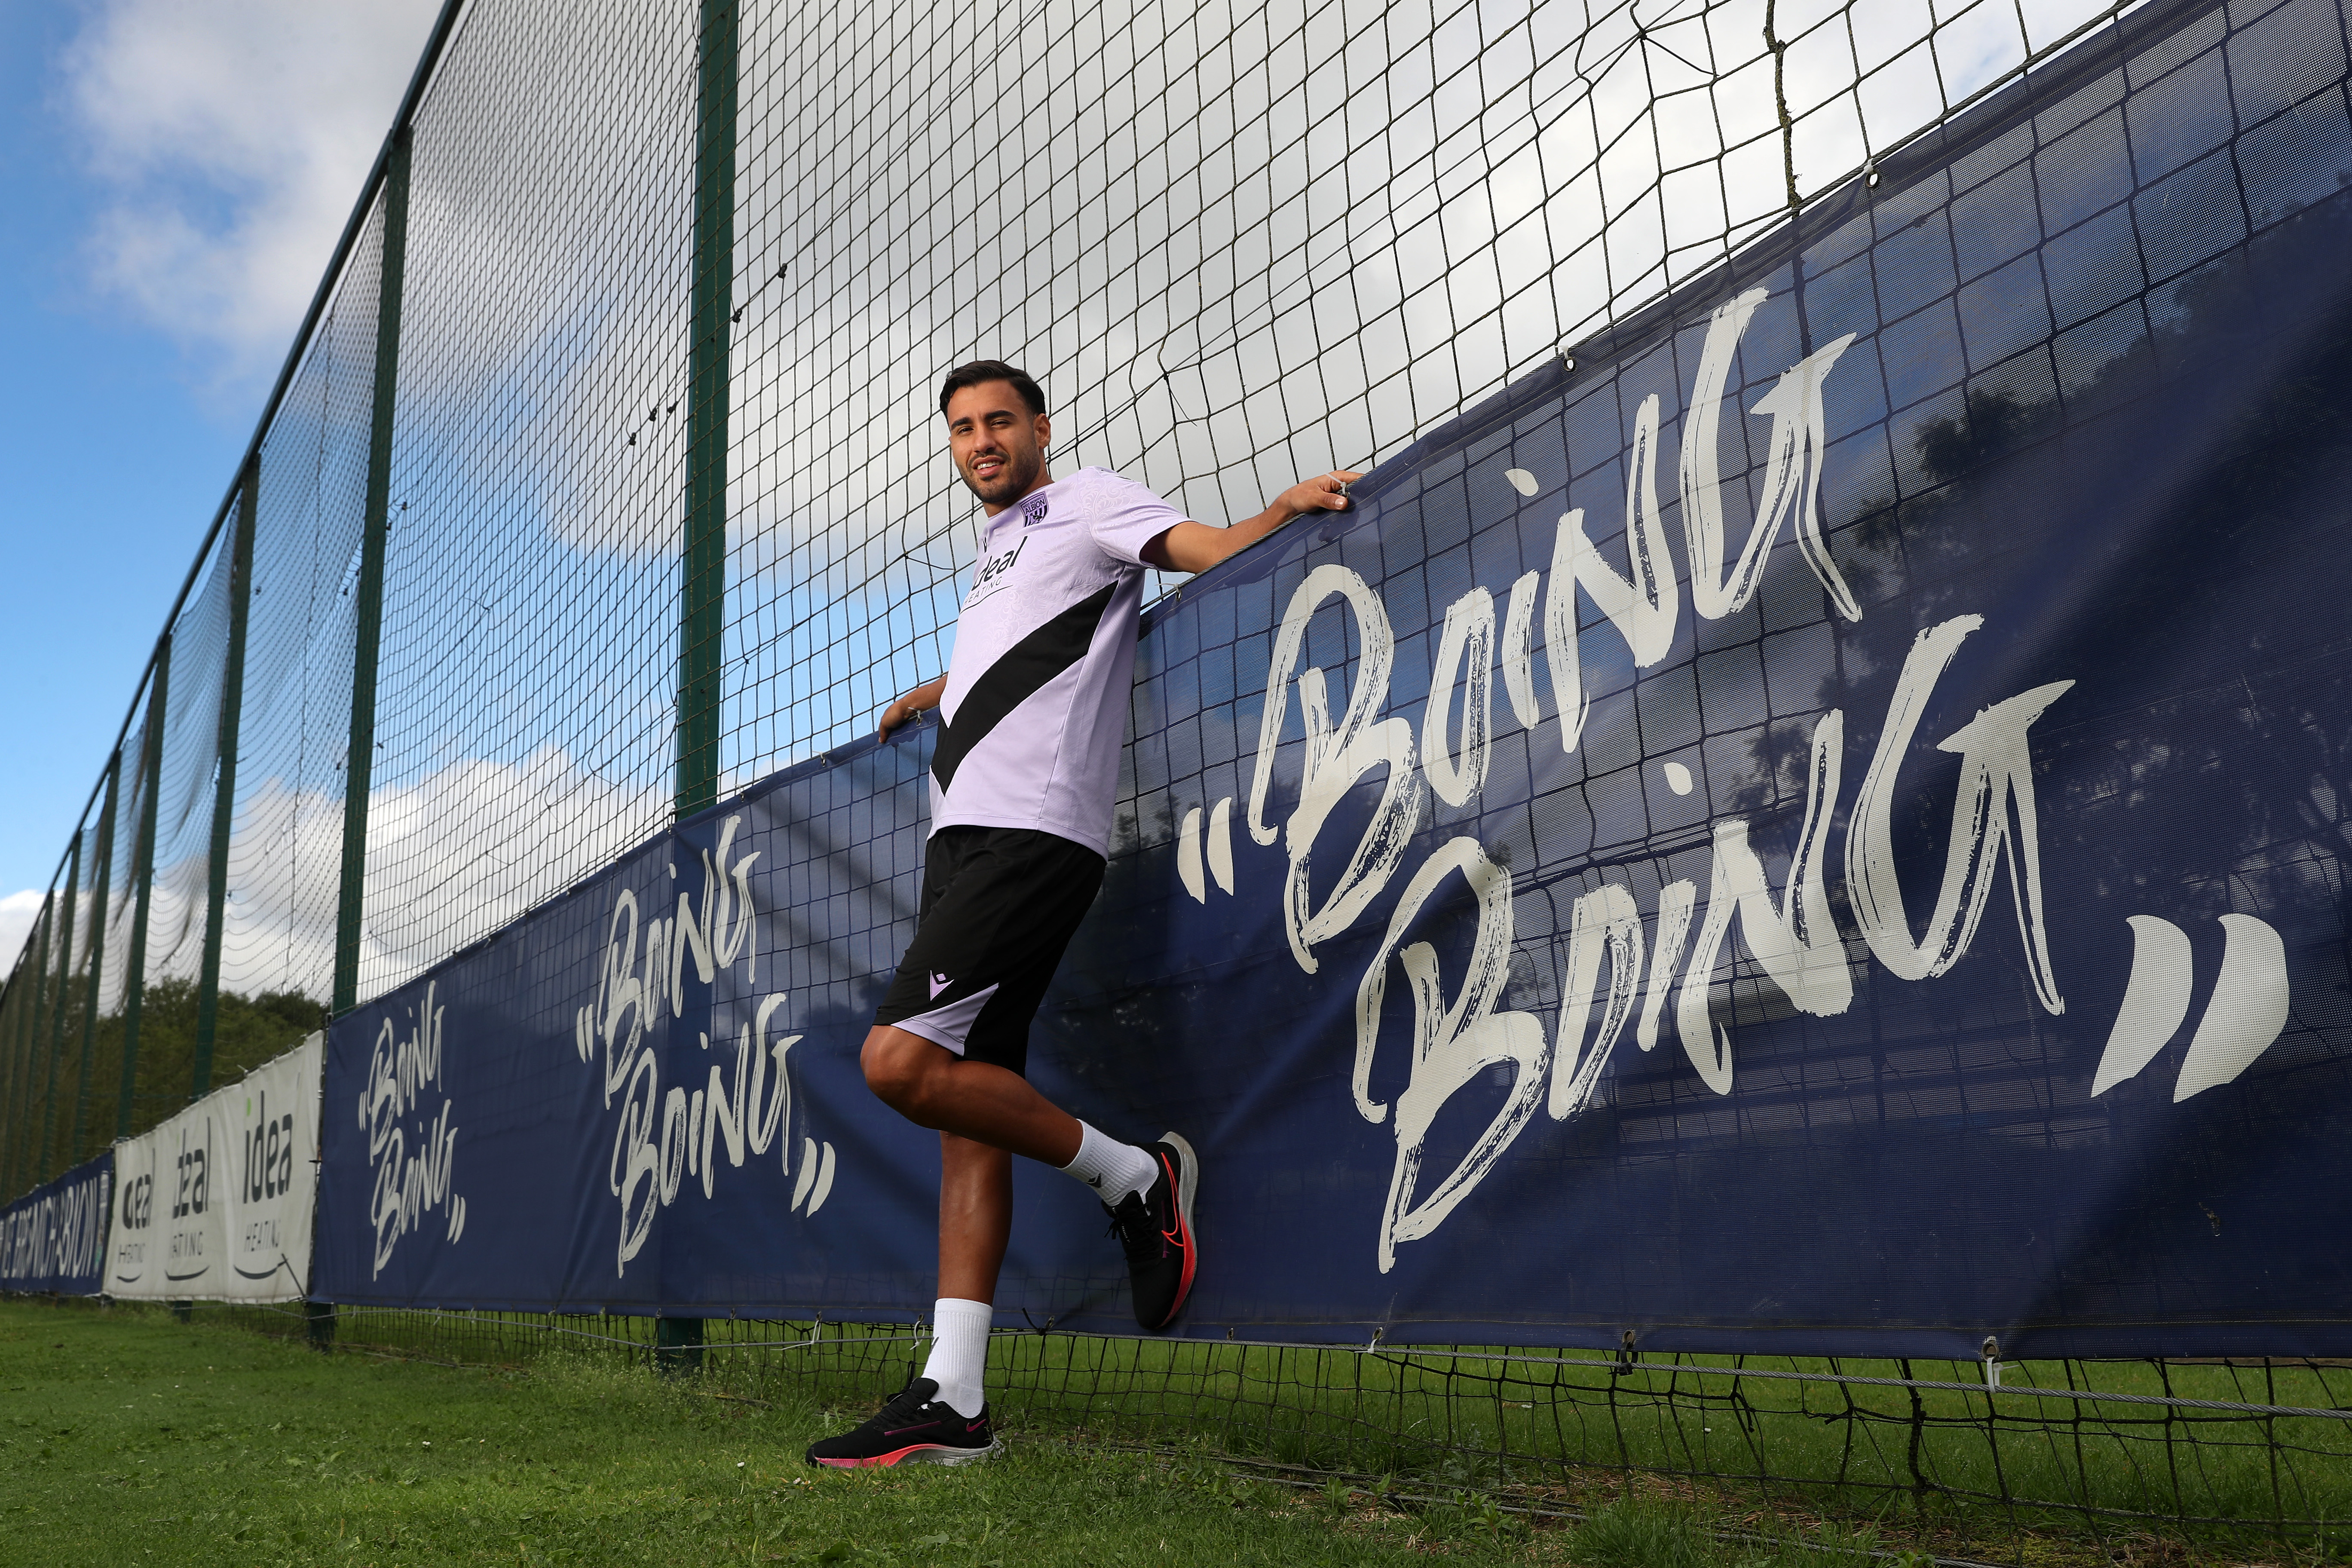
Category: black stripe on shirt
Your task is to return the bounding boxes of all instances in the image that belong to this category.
[931,583,1119,793]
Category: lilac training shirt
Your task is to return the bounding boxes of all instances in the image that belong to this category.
[928,467,1185,855]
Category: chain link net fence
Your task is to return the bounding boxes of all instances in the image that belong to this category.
[3,0,2142,1170]
[20,0,2352,1551]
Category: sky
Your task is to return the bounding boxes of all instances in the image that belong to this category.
[0,0,442,964]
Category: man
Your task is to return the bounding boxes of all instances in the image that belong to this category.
[805,361,1357,1467]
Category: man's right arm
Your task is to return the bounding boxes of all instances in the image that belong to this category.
[878,676,949,738]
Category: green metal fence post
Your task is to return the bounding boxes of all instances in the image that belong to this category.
[38,837,83,1182]
[0,957,32,1193]
[657,0,739,1378]
[193,462,259,1100]
[118,642,170,1140]
[306,1300,337,1350]
[0,984,17,1190]
[334,126,413,1019]
[6,961,37,1193]
[675,0,737,824]
[12,895,54,1192]
[70,753,121,1166]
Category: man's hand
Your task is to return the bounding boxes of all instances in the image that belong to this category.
[1269,471,1361,523]
[878,676,948,739]
[1142,469,1364,575]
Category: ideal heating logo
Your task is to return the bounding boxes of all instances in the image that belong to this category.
[961,532,1027,611]
[171,1127,211,1220]
[110,1166,154,1283]
[242,1089,297,1203]
[165,1122,215,1280]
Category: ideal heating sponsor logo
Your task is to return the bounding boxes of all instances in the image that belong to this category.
[960,530,1028,613]
[110,1160,155,1283]
[164,1121,216,1283]
[234,1087,301,1283]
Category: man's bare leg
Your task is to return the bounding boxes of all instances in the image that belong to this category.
[859,1026,1085,1423]
[851,1020,1191,1434]
[860,1024,1082,1168]
[937,1132,1012,1303]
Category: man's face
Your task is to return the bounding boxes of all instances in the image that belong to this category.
[945,381,1050,511]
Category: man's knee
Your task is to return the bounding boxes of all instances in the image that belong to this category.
[861,1027,943,1120]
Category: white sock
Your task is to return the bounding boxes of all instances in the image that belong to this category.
[1060,1121,1158,1205]
[921,1297,991,1418]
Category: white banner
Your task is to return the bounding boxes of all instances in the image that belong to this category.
[107,1033,322,1302]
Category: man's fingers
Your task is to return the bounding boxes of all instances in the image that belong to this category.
[1289,469,1363,514]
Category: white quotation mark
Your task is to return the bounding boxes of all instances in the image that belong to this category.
[2093,913,2291,1101]
[790,1137,836,1216]
[1177,797,1236,904]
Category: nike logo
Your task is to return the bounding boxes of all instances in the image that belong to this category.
[929,971,951,998]
[967,1420,988,1433]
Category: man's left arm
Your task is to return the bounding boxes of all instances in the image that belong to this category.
[1140,470,1362,575]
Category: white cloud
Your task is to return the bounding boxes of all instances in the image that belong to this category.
[64,0,443,381]
[0,891,40,974]
[185,749,668,1004]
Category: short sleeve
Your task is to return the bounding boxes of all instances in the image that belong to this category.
[1081,469,1188,565]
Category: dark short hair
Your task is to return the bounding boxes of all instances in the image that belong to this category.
[939,360,1046,419]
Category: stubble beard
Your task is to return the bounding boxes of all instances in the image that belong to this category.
[960,443,1044,508]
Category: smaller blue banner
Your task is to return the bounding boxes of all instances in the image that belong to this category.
[0,1155,113,1295]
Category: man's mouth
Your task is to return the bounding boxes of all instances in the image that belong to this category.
[969,455,1006,483]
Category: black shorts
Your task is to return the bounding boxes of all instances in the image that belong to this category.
[873,825,1106,1073]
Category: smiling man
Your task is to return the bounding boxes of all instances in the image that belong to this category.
[805,360,1357,1468]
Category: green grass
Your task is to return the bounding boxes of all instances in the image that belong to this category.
[0,1298,1585,1566]
[9,1300,2346,1567]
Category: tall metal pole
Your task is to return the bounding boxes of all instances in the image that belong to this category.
[5,956,40,1194]
[658,0,739,1374]
[0,983,18,1190]
[70,754,121,1167]
[117,640,170,1140]
[675,0,737,823]
[11,897,54,1193]
[37,839,83,1182]
[334,127,413,1018]
[0,956,33,1194]
[193,463,258,1098]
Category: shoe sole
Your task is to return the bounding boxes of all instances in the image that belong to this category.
[809,1438,1003,1468]
[1154,1130,1200,1330]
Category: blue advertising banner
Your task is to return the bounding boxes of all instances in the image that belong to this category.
[316,0,2352,1355]
[0,1155,111,1296]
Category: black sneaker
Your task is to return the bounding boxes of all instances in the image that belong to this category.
[1103,1132,1198,1331]
[805,1375,1001,1468]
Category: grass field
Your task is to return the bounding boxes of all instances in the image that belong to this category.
[4,1298,2346,1567]
[0,1297,1798,1567]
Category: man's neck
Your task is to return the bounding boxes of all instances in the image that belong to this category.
[981,468,1054,518]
